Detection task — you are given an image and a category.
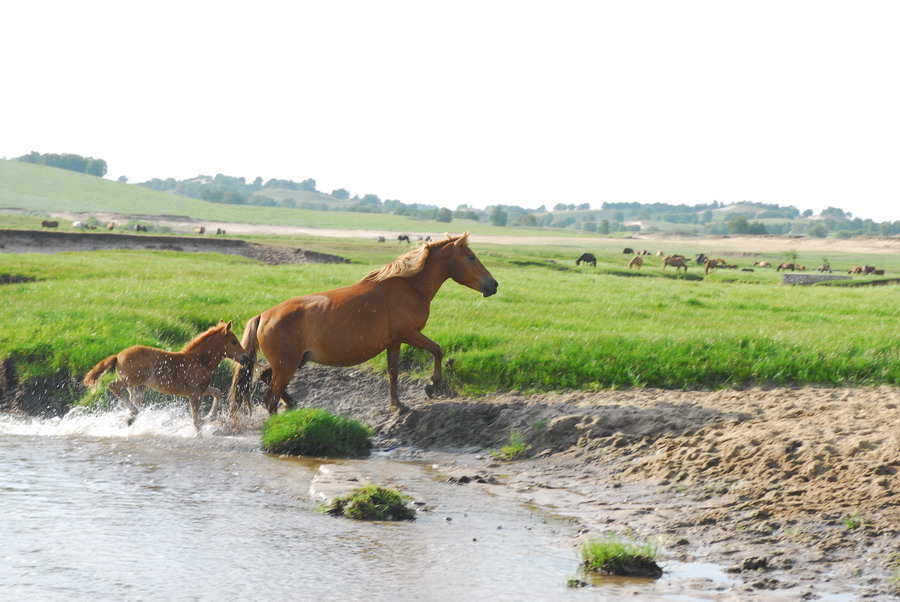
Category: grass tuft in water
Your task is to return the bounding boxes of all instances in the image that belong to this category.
[261,408,372,457]
[327,483,416,521]
[581,535,663,578]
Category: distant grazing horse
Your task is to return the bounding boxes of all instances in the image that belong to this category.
[662,255,688,273]
[776,263,795,272]
[216,228,227,235]
[83,321,248,431]
[377,236,386,242]
[41,220,58,228]
[194,226,206,235]
[107,222,116,230]
[848,266,863,274]
[622,247,634,254]
[754,261,770,268]
[72,221,87,229]
[817,264,831,273]
[628,255,643,269]
[696,253,708,265]
[704,259,719,275]
[398,235,410,244]
[228,233,498,417]
[872,269,885,276]
[863,265,876,275]
[134,224,148,232]
[576,253,597,267]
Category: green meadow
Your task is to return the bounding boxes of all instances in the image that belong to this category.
[1,241,898,402]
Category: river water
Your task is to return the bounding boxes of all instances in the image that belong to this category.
[1,405,740,601]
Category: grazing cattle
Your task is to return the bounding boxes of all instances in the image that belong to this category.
[623,247,634,254]
[872,269,885,276]
[576,253,597,267]
[628,255,643,269]
[194,226,206,235]
[662,255,689,273]
[754,261,771,268]
[848,266,863,274]
[817,264,831,273]
[377,236,386,242]
[398,235,411,244]
[696,253,708,265]
[106,222,116,230]
[776,263,795,272]
[41,220,58,228]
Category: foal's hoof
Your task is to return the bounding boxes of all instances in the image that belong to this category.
[424,383,435,398]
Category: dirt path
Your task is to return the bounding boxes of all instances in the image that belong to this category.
[271,365,900,599]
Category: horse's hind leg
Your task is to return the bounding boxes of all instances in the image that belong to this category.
[262,365,296,415]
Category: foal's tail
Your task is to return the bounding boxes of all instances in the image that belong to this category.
[83,355,118,390]
[228,315,261,414]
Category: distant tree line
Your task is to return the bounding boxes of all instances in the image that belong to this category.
[15,151,107,177]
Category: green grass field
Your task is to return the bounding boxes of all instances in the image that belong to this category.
[2,242,897,402]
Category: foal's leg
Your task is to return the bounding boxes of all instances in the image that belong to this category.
[399,331,444,398]
[125,387,144,426]
[187,394,203,432]
[203,387,223,421]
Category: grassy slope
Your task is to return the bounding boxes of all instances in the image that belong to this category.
[0,159,582,237]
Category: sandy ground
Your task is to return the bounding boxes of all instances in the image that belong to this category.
[228,365,900,600]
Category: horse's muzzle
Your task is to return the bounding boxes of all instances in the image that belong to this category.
[482,278,499,297]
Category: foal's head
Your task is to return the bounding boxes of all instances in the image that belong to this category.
[185,321,249,362]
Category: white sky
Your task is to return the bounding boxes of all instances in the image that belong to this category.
[2,1,899,223]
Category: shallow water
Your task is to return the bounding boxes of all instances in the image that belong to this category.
[1,405,741,601]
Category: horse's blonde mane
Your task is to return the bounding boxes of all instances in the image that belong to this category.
[181,322,228,352]
[361,233,469,283]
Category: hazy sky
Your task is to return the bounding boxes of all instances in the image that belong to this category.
[3,1,899,222]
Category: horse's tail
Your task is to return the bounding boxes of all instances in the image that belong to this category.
[83,355,118,390]
[228,315,261,414]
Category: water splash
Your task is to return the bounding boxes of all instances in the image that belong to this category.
[0,404,216,439]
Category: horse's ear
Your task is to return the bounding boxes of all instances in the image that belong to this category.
[453,232,470,246]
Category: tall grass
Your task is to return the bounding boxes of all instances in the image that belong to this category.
[1,247,898,394]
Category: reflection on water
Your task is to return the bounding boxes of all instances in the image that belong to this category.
[1,405,741,601]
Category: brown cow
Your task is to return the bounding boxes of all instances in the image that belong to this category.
[662,255,689,273]
[628,255,643,269]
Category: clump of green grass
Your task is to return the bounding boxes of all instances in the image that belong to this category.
[261,408,372,457]
[491,429,529,461]
[843,509,863,530]
[327,484,416,521]
[580,535,663,578]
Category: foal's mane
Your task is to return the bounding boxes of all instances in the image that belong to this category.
[181,322,227,352]
[361,233,469,283]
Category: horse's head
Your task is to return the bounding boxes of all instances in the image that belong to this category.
[444,233,499,297]
[218,320,250,363]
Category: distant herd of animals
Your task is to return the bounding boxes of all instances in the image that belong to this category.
[41,220,226,235]
[574,248,885,277]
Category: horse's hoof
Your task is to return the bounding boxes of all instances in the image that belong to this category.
[424,383,434,398]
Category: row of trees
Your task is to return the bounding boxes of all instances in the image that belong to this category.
[16,151,107,177]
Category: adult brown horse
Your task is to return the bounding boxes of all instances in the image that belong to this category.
[228,233,498,417]
[83,321,248,430]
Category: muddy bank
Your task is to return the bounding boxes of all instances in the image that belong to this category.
[3,359,898,598]
[0,229,348,266]
[279,365,900,599]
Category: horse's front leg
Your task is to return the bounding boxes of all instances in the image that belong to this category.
[399,331,444,399]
